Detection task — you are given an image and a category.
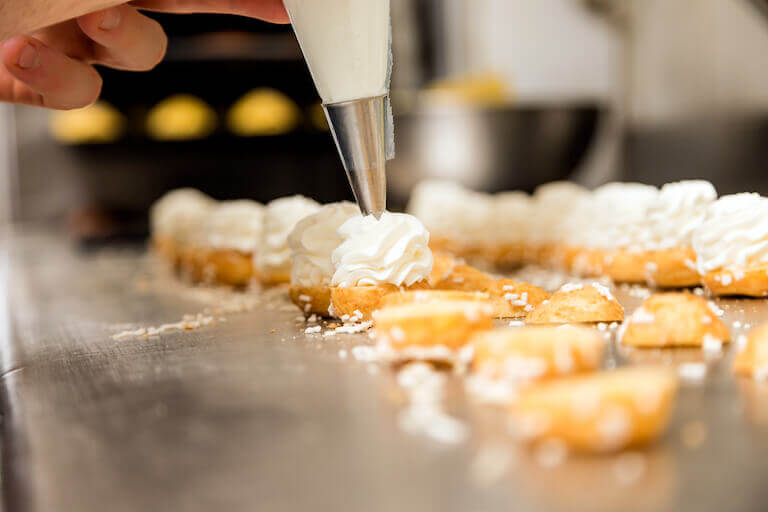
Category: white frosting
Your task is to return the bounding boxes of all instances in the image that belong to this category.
[530,181,590,244]
[331,212,433,287]
[492,191,532,243]
[256,195,321,275]
[407,180,494,244]
[645,180,717,250]
[577,183,659,250]
[149,188,216,244]
[288,202,359,286]
[203,200,264,252]
[692,193,768,274]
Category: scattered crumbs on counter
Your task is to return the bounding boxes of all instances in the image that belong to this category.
[112,313,214,340]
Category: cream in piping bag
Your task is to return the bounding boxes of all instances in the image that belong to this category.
[283,0,393,217]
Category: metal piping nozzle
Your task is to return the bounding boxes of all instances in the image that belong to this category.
[324,95,387,218]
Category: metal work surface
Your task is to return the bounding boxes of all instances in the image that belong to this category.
[2,229,768,512]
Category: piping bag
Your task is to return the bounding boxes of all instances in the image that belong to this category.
[283,0,394,218]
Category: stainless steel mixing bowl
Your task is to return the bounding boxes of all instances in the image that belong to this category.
[387,103,603,207]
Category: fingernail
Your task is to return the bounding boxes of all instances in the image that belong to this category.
[99,8,121,30]
[17,44,39,70]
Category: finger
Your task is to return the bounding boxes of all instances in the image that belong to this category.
[77,5,167,71]
[0,69,45,107]
[1,36,102,109]
[131,0,290,24]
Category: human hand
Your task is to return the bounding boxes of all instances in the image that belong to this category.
[0,0,289,110]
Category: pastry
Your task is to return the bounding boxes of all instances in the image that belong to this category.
[510,367,678,452]
[526,181,589,266]
[146,94,217,141]
[255,195,321,285]
[485,279,549,318]
[471,326,604,382]
[733,323,768,380]
[183,200,265,286]
[525,282,624,324]
[433,264,494,292]
[287,202,359,315]
[432,263,548,318]
[380,290,495,309]
[374,301,494,352]
[428,252,460,287]
[407,180,495,261]
[490,191,531,269]
[328,212,434,321]
[619,293,730,348]
[562,183,659,282]
[641,181,716,287]
[149,188,216,266]
[693,193,768,297]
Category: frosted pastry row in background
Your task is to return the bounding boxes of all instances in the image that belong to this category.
[408,179,768,296]
[149,189,434,294]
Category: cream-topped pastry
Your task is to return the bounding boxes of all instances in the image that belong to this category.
[204,200,265,253]
[255,195,321,284]
[645,180,716,251]
[693,193,768,296]
[332,212,433,287]
[491,191,531,268]
[530,181,589,244]
[583,182,658,251]
[288,201,359,287]
[528,181,589,266]
[564,183,658,281]
[177,199,266,286]
[407,180,494,257]
[150,188,216,248]
[638,180,717,288]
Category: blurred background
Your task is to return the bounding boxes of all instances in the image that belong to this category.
[1,0,768,240]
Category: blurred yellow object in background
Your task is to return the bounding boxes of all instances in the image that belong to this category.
[227,89,300,137]
[146,94,217,141]
[308,102,329,131]
[49,101,125,145]
[421,72,512,107]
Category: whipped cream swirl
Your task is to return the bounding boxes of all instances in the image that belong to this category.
[331,212,433,287]
[256,195,321,275]
[150,188,216,244]
[288,202,359,286]
[645,180,716,250]
[692,193,768,274]
[204,200,264,252]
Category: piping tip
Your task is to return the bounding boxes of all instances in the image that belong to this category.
[324,96,387,218]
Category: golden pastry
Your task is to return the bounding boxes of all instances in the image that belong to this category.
[733,323,768,379]
[510,367,678,453]
[526,283,624,324]
[471,326,604,381]
[374,301,494,351]
[619,293,730,348]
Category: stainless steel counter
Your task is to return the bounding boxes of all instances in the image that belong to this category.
[2,228,768,512]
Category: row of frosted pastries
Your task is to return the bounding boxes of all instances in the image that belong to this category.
[151,180,768,298]
[410,179,768,296]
